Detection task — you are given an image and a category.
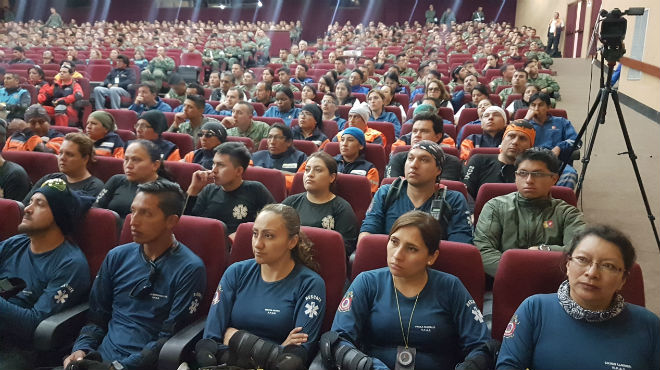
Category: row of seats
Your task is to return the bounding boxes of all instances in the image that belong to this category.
[0,198,645,369]
[0,148,578,230]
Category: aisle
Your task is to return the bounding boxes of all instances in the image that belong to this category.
[552,57,660,315]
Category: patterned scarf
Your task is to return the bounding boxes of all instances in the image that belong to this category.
[557,280,625,322]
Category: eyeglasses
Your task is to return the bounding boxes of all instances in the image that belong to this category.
[568,255,624,275]
[197,131,216,138]
[129,260,157,298]
[134,123,152,130]
[514,170,555,179]
[267,135,286,141]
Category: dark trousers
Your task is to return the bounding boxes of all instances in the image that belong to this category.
[546,33,561,57]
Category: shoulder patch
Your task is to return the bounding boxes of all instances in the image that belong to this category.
[503,314,519,338]
[211,284,222,305]
[338,291,353,312]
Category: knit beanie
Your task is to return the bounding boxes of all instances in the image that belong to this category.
[88,110,117,132]
[301,103,322,127]
[348,102,370,125]
[342,127,366,148]
[139,110,168,135]
[34,178,95,235]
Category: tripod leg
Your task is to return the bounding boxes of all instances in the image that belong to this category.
[611,91,660,252]
[575,88,609,198]
[560,88,603,178]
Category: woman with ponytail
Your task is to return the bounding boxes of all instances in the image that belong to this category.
[197,204,326,369]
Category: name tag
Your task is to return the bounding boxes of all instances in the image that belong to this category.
[350,169,367,176]
[282,163,297,169]
[100,141,114,148]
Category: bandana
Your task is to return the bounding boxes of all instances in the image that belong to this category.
[557,280,624,322]
[411,140,444,169]
[504,121,536,144]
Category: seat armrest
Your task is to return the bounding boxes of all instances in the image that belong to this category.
[158,317,206,370]
[33,303,89,351]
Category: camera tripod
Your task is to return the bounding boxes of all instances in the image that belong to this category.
[563,51,660,252]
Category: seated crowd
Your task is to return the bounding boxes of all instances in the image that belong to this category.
[0,13,658,370]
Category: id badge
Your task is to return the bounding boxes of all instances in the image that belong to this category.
[395,346,415,370]
[114,76,120,84]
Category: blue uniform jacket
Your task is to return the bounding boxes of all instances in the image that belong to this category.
[531,115,578,162]
[497,294,660,370]
[128,98,173,115]
[72,242,206,370]
[203,259,326,356]
[370,111,401,137]
[263,106,302,127]
[174,102,218,115]
[332,268,490,370]
[252,146,307,173]
[360,182,473,244]
[0,235,90,342]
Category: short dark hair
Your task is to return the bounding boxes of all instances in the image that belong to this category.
[472,84,489,96]
[138,82,158,94]
[528,92,551,107]
[390,210,443,254]
[215,141,251,170]
[185,94,206,109]
[136,180,185,217]
[270,123,293,142]
[187,82,205,96]
[335,57,346,64]
[412,113,444,136]
[384,72,400,84]
[277,66,291,75]
[297,63,309,72]
[500,63,514,73]
[351,69,364,81]
[12,46,24,53]
[117,54,130,65]
[514,69,529,79]
[276,86,295,101]
[29,66,46,80]
[515,147,561,174]
[566,224,637,272]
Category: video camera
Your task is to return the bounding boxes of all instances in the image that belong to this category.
[598,7,644,62]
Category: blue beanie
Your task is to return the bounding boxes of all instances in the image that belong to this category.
[342,127,366,147]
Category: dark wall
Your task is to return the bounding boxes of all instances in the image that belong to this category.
[16,0,517,41]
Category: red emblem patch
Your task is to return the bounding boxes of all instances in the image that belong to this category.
[338,291,353,312]
[503,314,519,338]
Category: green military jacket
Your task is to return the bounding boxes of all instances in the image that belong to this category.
[525,51,553,68]
[528,73,560,94]
[148,56,176,74]
[474,192,585,277]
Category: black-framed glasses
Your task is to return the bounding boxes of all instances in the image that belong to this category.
[514,170,555,179]
[129,260,157,298]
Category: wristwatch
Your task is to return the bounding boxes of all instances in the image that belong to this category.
[539,244,551,251]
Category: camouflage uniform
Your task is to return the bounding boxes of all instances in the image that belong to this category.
[273,83,300,92]
[528,73,560,95]
[142,56,176,90]
[224,45,243,67]
[241,40,257,65]
[525,51,553,68]
[489,77,512,92]
[400,68,418,78]
[203,48,226,71]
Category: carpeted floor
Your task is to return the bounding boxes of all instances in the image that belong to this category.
[551,57,660,315]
